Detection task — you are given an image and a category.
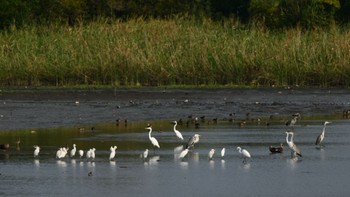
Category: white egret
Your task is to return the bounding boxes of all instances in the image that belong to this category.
[208,149,215,160]
[109,146,117,160]
[90,148,96,160]
[78,149,84,158]
[285,131,302,158]
[145,125,160,152]
[33,145,40,158]
[178,148,189,160]
[185,134,200,149]
[171,121,184,140]
[86,148,96,160]
[221,148,226,158]
[56,148,64,159]
[237,147,251,163]
[70,144,77,158]
[142,149,149,160]
[315,121,331,147]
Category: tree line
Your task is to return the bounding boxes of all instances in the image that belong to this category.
[1,0,350,30]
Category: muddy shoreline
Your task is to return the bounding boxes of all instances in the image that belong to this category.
[0,87,349,130]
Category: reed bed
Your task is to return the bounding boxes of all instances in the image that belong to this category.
[1,18,350,87]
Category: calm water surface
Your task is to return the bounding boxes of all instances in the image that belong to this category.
[1,88,350,196]
[1,118,350,197]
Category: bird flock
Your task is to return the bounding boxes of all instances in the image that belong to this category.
[2,113,332,165]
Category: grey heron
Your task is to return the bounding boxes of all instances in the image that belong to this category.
[171,121,184,140]
[285,113,300,127]
[185,134,200,149]
[285,131,302,158]
[315,121,331,147]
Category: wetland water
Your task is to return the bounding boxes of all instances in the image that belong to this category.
[1,88,350,196]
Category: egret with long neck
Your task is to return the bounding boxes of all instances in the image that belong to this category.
[285,131,302,158]
[146,125,160,153]
[171,121,184,140]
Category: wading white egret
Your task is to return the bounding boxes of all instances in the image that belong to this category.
[70,144,76,158]
[146,125,160,152]
[237,147,251,163]
[315,121,331,147]
[33,145,40,158]
[185,134,200,149]
[142,149,149,160]
[56,148,64,159]
[178,148,189,160]
[171,121,184,140]
[285,131,302,158]
[86,148,96,160]
[208,149,215,160]
[109,146,117,160]
[78,150,84,158]
[221,148,226,158]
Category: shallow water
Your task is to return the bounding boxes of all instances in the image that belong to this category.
[1,88,350,196]
[1,118,350,197]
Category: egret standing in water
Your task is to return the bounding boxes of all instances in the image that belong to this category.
[70,144,77,158]
[315,121,331,148]
[237,147,251,163]
[285,131,302,158]
[141,149,149,160]
[33,145,40,158]
[185,134,200,149]
[221,148,226,158]
[145,125,160,153]
[78,149,84,158]
[171,121,184,140]
[178,148,189,160]
[109,146,117,160]
[208,149,215,160]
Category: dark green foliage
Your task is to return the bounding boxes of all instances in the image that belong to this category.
[0,0,348,29]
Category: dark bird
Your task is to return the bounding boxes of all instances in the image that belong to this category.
[0,144,10,151]
[269,143,284,153]
[285,113,301,127]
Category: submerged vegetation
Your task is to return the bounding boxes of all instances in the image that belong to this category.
[1,18,350,87]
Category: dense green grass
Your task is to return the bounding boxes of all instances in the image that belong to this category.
[1,18,350,87]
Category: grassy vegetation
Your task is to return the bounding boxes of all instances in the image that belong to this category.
[1,18,350,87]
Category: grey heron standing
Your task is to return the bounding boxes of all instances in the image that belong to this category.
[315,121,331,147]
[285,113,301,127]
[185,134,200,149]
[285,131,302,158]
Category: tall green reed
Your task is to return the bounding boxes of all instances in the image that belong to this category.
[0,18,349,87]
